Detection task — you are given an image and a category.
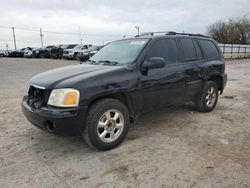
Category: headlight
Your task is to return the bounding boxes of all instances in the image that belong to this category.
[47,88,80,107]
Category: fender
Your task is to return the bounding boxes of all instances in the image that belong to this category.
[86,90,136,122]
[204,73,224,94]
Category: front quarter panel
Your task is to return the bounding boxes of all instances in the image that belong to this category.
[75,66,138,107]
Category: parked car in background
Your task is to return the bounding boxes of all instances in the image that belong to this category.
[32,45,55,58]
[79,45,103,61]
[62,44,78,59]
[32,48,41,58]
[63,44,92,60]
[9,47,32,57]
[0,50,8,57]
[50,45,68,59]
[24,48,34,58]
[89,45,103,57]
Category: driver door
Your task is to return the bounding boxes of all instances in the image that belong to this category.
[137,39,185,113]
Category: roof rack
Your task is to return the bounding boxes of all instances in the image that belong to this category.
[135,31,209,38]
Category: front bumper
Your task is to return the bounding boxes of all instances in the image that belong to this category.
[22,96,88,135]
[62,53,74,59]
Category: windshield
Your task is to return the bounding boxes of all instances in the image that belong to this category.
[75,45,82,49]
[66,44,78,49]
[46,45,54,48]
[60,44,69,49]
[91,39,149,65]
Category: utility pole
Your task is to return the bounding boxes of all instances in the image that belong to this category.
[12,27,16,50]
[135,26,140,36]
[79,26,82,44]
[6,43,9,51]
[40,28,44,47]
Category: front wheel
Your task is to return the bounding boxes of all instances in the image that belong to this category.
[73,53,78,60]
[196,81,219,112]
[82,99,130,150]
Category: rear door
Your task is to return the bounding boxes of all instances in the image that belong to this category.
[179,37,204,101]
[197,39,224,74]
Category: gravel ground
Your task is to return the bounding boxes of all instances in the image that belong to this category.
[0,57,249,188]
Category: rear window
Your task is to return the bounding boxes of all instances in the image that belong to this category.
[180,38,196,62]
[198,40,220,59]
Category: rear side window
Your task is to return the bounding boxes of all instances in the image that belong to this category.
[198,40,220,59]
[180,38,197,62]
[147,39,179,64]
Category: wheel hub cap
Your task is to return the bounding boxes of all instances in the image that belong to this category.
[97,109,124,143]
[206,86,217,107]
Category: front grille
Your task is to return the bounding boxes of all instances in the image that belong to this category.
[27,86,49,109]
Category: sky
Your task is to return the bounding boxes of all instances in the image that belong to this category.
[0,0,250,50]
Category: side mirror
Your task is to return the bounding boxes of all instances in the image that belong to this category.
[142,57,166,72]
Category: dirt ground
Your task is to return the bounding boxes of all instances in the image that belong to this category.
[0,57,249,188]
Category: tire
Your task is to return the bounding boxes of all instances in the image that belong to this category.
[39,53,45,58]
[196,81,219,112]
[82,98,130,151]
[73,53,78,60]
[58,53,63,59]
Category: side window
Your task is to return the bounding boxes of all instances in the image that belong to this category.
[194,40,203,59]
[82,45,87,50]
[198,40,220,59]
[180,38,196,61]
[147,39,179,64]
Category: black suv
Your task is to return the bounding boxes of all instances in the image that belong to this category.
[32,45,55,58]
[22,32,227,150]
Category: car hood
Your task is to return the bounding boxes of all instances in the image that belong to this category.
[28,64,122,89]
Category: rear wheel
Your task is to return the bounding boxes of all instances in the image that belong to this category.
[196,81,218,112]
[82,99,130,150]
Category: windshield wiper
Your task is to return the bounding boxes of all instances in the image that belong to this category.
[98,60,119,65]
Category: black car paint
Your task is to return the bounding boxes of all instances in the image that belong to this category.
[9,47,32,57]
[32,46,55,58]
[22,35,227,135]
[50,45,64,59]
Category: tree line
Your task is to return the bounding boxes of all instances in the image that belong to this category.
[207,17,250,44]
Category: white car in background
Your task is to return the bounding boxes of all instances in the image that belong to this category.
[63,44,92,60]
[24,48,34,58]
[78,45,103,61]
[0,50,7,57]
